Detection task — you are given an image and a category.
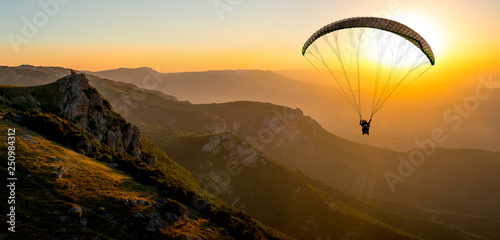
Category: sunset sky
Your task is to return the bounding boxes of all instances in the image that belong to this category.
[1,0,499,79]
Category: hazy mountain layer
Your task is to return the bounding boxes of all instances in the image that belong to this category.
[88,67,500,152]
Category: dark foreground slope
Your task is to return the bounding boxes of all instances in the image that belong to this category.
[138,125,494,240]
[0,73,291,240]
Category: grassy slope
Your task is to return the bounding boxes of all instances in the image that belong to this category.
[0,114,228,239]
[0,80,294,240]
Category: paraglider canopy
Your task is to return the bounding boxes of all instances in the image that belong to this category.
[302,17,435,65]
[302,16,435,119]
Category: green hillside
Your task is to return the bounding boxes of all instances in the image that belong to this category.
[0,115,229,239]
[0,77,292,239]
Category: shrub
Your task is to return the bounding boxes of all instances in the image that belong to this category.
[83,86,98,99]
[103,98,112,110]
[10,109,97,154]
[95,105,104,112]
[97,153,113,162]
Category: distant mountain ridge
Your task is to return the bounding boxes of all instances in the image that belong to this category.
[88,66,500,152]
[84,67,169,88]
[4,65,499,151]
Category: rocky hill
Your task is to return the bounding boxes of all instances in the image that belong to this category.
[0,72,150,164]
[0,72,292,240]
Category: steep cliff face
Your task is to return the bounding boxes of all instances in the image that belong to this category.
[2,72,152,165]
[54,73,144,158]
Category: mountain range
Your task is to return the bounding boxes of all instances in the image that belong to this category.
[87,67,500,152]
[1,65,499,239]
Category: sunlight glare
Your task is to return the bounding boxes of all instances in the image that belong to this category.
[394,14,446,62]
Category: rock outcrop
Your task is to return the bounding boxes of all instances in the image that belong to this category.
[2,71,153,166]
[53,73,146,159]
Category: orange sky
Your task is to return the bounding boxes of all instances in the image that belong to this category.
[1,0,499,78]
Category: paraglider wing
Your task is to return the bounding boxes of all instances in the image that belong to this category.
[302,17,435,65]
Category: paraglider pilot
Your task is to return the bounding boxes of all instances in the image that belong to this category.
[360,118,372,135]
